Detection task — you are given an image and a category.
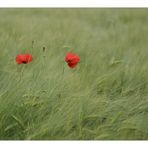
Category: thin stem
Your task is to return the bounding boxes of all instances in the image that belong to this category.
[62,62,65,77]
[31,40,34,54]
[59,62,65,99]
[42,47,46,70]
[19,65,25,82]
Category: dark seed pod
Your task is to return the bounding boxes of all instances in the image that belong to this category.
[43,47,46,52]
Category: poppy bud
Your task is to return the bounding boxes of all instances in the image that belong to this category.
[43,47,46,52]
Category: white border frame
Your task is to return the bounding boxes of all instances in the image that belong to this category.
[0,0,148,7]
[0,141,148,148]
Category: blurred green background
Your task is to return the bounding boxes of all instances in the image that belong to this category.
[0,9,148,140]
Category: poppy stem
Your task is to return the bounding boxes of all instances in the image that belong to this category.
[42,47,46,70]
[59,63,65,99]
[31,40,34,54]
[19,65,25,82]
[32,40,34,50]
[62,62,65,76]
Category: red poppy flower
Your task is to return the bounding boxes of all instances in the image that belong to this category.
[15,53,33,64]
[65,52,80,68]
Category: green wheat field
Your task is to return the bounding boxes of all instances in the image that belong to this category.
[0,8,148,140]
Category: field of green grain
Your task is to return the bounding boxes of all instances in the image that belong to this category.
[0,9,148,140]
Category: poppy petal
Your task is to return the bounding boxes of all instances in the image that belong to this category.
[25,54,33,63]
[15,53,33,64]
[65,52,80,68]
[16,54,24,64]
